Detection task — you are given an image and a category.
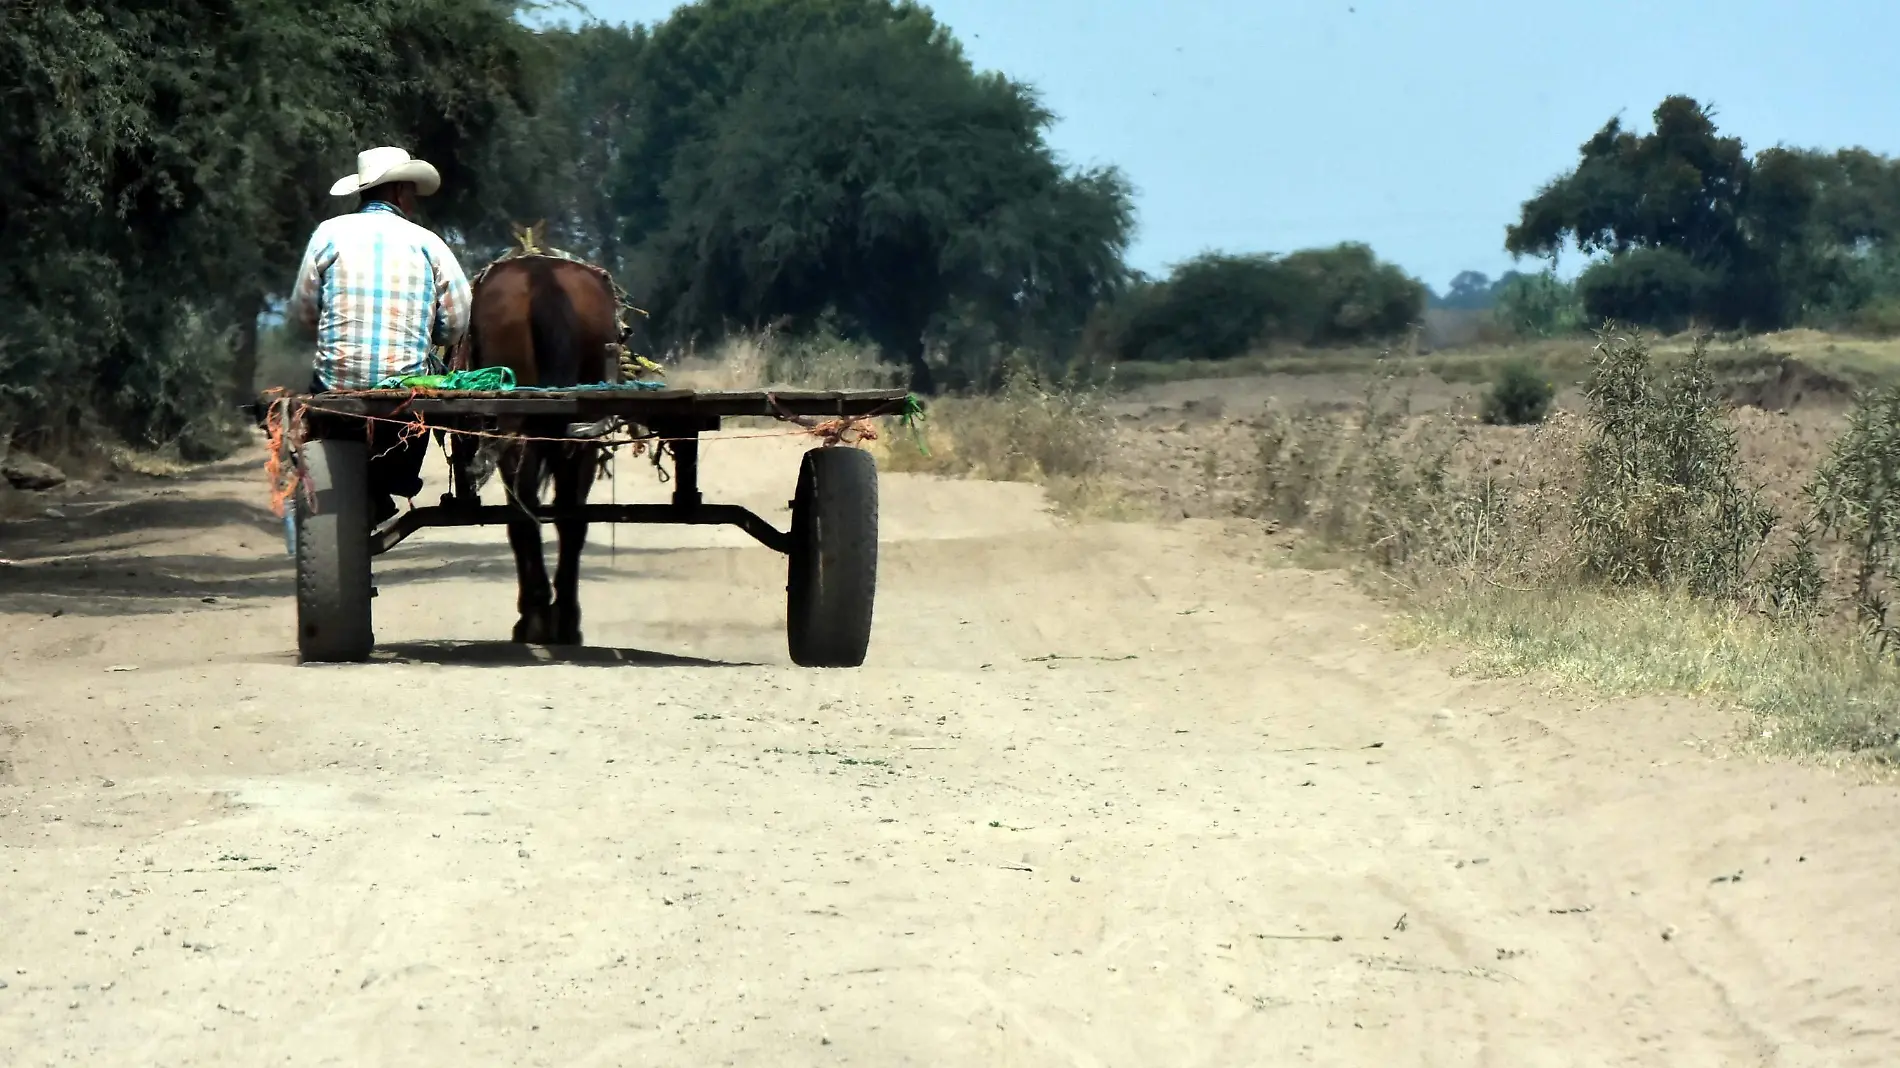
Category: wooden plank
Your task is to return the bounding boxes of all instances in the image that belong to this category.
[291,388,912,420]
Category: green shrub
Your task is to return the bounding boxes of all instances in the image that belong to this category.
[1577,248,1724,334]
[1493,269,1582,339]
[1808,385,1900,650]
[1090,243,1426,364]
[1480,358,1554,425]
[1851,295,1900,338]
[1572,329,1776,598]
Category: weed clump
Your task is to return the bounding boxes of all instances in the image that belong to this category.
[1808,385,1900,650]
[1480,358,1554,425]
[1571,332,1776,599]
[879,360,1111,482]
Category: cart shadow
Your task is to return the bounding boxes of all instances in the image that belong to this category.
[374,640,758,669]
[0,541,660,618]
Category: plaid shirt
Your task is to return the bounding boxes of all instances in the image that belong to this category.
[288,202,472,390]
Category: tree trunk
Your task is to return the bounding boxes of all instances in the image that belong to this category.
[230,292,264,404]
[902,335,935,395]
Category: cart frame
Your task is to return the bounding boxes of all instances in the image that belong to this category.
[280,387,912,667]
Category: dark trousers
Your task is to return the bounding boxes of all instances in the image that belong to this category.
[310,374,429,518]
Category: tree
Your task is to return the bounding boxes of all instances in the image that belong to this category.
[469,20,652,277]
[1088,244,1426,364]
[634,7,1133,389]
[1433,270,1498,310]
[0,0,542,450]
[610,0,935,262]
[1093,253,1289,365]
[1506,95,1900,333]
[1493,270,1582,338]
[1509,96,1750,264]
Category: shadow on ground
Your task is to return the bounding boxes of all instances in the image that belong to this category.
[0,539,688,618]
[373,640,757,669]
[0,495,284,554]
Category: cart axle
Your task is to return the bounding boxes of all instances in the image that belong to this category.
[372,503,792,556]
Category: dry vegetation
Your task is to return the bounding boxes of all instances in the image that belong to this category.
[1208,334,1900,761]
[669,332,1144,518]
[740,326,1900,765]
[1111,327,1900,397]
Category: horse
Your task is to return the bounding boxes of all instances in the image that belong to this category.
[462,253,621,646]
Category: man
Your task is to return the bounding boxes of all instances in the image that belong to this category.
[287,146,472,529]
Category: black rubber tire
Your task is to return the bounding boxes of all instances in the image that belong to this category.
[295,438,374,663]
[786,446,878,668]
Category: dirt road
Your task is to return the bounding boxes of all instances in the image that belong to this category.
[3,433,1897,1066]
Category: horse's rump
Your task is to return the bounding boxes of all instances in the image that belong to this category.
[467,254,620,387]
[461,253,625,494]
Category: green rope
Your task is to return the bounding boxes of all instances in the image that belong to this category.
[898,392,930,456]
[376,366,517,391]
[370,367,666,392]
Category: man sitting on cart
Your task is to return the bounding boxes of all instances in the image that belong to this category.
[287,146,472,530]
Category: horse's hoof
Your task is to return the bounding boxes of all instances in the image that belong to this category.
[554,608,583,647]
[513,614,553,644]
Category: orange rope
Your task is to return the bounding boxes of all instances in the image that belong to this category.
[808,417,879,446]
[262,393,310,519]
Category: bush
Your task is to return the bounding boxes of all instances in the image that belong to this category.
[1577,248,1724,334]
[1246,365,1490,572]
[878,357,1111,484]
[1808,385,1900,649]
[1275,242,1428,344]
[1850,295,1900,337]
[1571,329,1776,598]
[1493,270,1582,338]
[1480,358,1555,425]
[668,327,902,391]
[1090,243,1426,364]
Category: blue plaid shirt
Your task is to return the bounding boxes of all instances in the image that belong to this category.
[288,202,472,390]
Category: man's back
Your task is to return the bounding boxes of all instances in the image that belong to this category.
[289,201,470,391]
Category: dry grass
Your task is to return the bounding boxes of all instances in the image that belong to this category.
[658,326,1900,759]
[870,365,1148,519]
[665,334,1142,519]
[1203,333,1900,761]
[665,331,903,392]
[1401,586,1900,759]
[1107,328,1900,395]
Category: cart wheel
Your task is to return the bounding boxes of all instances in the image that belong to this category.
[295,438,374,663]
[786,446,878,668]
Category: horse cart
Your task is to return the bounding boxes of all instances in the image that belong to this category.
[274,386,913,668]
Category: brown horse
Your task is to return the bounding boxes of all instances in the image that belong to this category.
[463,254,620,645]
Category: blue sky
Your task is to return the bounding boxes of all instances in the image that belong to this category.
[568,0,1900,293]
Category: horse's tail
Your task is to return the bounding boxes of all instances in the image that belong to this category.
[528,263,582,389]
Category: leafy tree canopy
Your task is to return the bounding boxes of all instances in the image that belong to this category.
[1088,244,1425,365]
[621,1,1134,390]
[1,0,541,449]
[1506,95,1900,333]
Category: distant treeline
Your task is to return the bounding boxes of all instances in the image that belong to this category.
[5,1,1899,455]
[1503,96,1900,338]
[1102,95,1900,365]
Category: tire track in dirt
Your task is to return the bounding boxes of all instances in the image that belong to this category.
[1,436,1896,1066]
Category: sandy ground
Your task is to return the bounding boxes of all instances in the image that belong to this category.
[2,430,1898,1067]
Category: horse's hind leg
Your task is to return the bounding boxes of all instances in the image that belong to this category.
[549,444,594,646]
[503,442,555,644]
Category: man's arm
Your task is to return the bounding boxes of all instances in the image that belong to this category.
[429,236,473,349]
[286,226,333,342]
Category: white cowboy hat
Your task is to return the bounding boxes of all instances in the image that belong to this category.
[328,146,442,197]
